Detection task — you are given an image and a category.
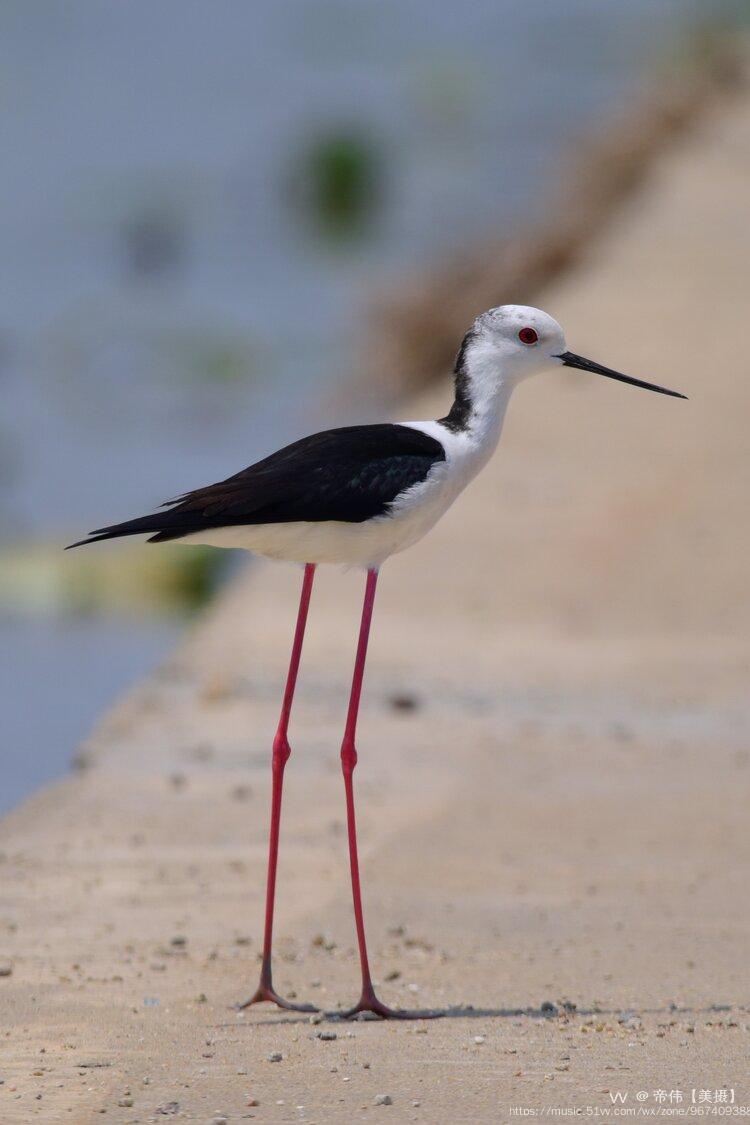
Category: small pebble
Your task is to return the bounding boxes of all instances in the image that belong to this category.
[311,934,336,952]
[0,965,13,978]
[117,1097,134,1108]
[267,1052,282,1063]
[317,1031,337,1041]
[375,1094,393,1106]
[309,1013,323,1025]
[474,1035,485,1044]
[389,693,419,712]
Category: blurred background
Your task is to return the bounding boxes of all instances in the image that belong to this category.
[0,0,741,813]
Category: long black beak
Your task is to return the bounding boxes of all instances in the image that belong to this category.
[555,351,687,399]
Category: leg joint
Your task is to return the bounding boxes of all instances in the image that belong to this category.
[272,731,291,769]
[340,737,357,774]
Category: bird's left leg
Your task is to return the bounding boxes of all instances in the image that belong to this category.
[237,562,318,1013]
[337,568,442,1021]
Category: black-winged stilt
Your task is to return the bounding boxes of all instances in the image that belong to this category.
[69,304,685,1019]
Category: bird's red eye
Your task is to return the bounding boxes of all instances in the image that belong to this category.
[518,327,538,345]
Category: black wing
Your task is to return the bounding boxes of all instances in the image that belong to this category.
[68,424,446,547]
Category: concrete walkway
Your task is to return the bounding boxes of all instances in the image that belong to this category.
[2,79,750,1124]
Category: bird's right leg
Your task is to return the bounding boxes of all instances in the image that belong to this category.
[337,568,442,1020]
[237,562,318,1013]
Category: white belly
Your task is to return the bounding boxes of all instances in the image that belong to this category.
[179,514,426,567]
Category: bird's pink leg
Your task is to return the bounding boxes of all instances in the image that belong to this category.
[339,568,441,1020]
[237,563,318,1013]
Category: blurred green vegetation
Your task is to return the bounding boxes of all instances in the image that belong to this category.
[168,330,257,384]
[290,127,383,241]
[0,542,230,619]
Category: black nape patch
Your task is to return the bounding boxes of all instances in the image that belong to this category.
[438,329,476,433]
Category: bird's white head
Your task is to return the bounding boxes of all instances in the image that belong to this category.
[470,304,567,384]
[446,304,685,432]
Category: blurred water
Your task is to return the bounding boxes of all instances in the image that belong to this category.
[0,0,711,811]
[0,616,175,812]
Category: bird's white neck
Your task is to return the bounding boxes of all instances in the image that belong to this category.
[439,329,516,452]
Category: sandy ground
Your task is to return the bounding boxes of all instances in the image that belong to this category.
[2,79,750,1125]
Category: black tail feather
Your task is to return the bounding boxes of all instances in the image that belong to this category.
[66,511,188,549]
